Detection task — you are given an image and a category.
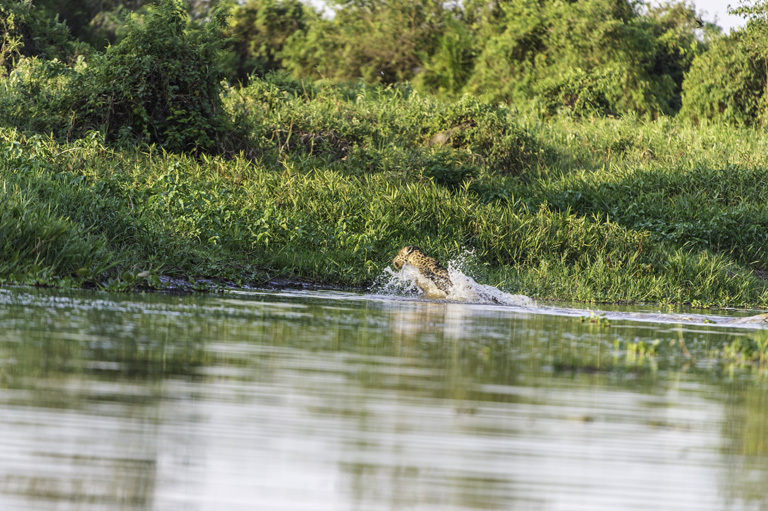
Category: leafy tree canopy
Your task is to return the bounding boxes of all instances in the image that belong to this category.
[465,0,704,117]
[680,0,768,126]
[224,0,315,82]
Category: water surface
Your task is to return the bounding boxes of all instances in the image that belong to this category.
[1,287,768,510]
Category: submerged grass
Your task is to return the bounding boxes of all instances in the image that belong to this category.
[2,77,768,307]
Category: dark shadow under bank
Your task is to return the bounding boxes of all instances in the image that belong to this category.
[99,275,355,295]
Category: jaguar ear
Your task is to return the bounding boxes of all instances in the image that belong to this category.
[403,246,415,254]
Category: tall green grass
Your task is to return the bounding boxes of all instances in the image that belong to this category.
[1,78,768,306]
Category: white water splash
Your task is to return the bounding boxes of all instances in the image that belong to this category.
[372,251,535,307]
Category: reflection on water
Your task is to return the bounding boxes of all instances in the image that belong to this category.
[1,287,768,510]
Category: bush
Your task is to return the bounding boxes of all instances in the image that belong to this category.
[0,56,79,136]
[421,151,478,189]
[464,0,696,117]
[223,0,314,83]
[0,0,85,73]
[425,96,541,175]
[681,32,767,126]
[537,67,621,118]
[282,0,446,84]
[70,0,229,153]
[413,16,476,98]
[223,76,542,178]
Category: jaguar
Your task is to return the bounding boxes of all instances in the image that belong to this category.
[392,246,453,297]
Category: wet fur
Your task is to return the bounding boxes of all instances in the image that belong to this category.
[392,246,453,295]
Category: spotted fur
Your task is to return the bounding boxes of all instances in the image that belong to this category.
[392,246,453,294]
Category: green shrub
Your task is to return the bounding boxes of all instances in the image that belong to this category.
[537,67,620,118]
[70,0,229,153]
[0,0,83,73]
[425,96,541,175]
[281,0,446,84]
[413,16,476,98]
[680,2,768,126]
[643,1,711,113]
[681,32,767,126]
[224,76,542,177]
[33,0,127,49]
[223,0,314,83]
[464,0,695,117]
[0,56,77,135]
[421,151,478,189]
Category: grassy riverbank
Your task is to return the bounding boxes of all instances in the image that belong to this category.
[2,77,768,307]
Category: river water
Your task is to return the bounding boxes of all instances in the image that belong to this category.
[1,286,768,510]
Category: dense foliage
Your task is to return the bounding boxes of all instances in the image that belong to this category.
[274,0,710,117]
[467,0,685,117]
[0,0,86,71]
[2,73,768,306]
[224,0,314,82]
[72,0,229,152]
[10,0,750,119]
[1,0,768,307]
[681,1,768,126]
[1,0,230,152]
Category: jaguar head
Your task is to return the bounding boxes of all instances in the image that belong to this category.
[392,246,417,270]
